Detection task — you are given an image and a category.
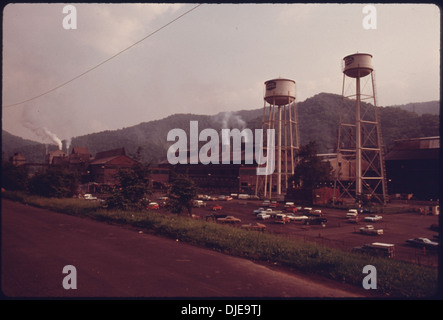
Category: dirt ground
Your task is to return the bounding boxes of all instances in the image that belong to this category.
[155,195,440,267]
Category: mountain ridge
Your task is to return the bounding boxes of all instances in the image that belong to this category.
[2,92,439,164]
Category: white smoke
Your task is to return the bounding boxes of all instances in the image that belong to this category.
[220,111,246,130]
[65,137,72,152]
[40,127,63,150]
[218,111,247,146]
[21,108,63,150]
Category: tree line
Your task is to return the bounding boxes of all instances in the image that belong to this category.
[2,140,332,212]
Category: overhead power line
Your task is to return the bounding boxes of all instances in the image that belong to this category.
[4,3,203,108]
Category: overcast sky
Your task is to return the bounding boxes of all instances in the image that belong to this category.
[2,3,440,146]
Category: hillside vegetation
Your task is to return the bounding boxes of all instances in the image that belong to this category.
[3,93,439,164]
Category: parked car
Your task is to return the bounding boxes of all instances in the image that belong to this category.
[257,212,271,220]
[286,214,309,222]
[241,222,266,231]
[253,208,265,215]
[302,207,313,214]
[274,213,290,224]
[211,205,223,211]
[304,217,327,225]
[360,225,383,235]
[217,216,241,224]
[258,208,282,217]
[346,209,358,219]
[261,200,270,206]
[406,237,439,250]
[311,209,323,216]
[193,200,207,207]
[346,216,360,223]
[147,202,159,210]
[83,193,98,200]
[268,201,279,208]
[285,206,298,213]
[364,215,383,222]
[352,242,395,258]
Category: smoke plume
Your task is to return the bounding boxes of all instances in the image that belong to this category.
[39,127,63,150]
[220,111,246,130]
[21,108,63,150]
[217,111,248,146]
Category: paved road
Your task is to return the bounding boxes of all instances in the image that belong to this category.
[1,199,365,298]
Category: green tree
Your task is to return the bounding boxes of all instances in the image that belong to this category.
[1,162,29,191]
[166,174,197,215]
[418,113,440,137]
[28,167,78,198]
[289,141,332,191]
[106,163,151,210]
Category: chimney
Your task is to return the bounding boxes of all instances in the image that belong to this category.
[62,140,68,153]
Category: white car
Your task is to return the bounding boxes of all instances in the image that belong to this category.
[253,208,265,215]
[364,215,383,222]
[257,213,271,220]
[286,214,309,221]
[83,194,97,200]
[346,209,358,218]
[360,225,383,235]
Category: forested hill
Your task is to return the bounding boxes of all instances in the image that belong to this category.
[388,101,440,116]
[1,130,59,164]
[2,93,439,164]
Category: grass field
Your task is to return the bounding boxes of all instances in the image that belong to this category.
[2,190,439,298]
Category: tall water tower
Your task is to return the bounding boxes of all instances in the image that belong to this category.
[334,53,387,204]
[255,78,300,199]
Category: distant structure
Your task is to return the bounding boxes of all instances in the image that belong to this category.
[334,53,387,204]
[255,78,300,199]
[46,149,68,165]
[385,136,439,200]
[89,148,139,185]
[9,152,26,166]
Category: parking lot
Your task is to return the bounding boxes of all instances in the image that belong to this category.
[182,197,439,267]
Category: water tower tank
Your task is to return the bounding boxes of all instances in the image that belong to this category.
[264,78,296,105]
[343,53,373,78]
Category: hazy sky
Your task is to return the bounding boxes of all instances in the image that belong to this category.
[2,3,440,146]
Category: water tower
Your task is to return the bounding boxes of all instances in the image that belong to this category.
[255,78,300,199]
[334,53,387,204]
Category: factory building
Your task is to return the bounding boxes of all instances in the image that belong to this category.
[384,136,440,200]
[161,147,259,195]
[88,148,139,185]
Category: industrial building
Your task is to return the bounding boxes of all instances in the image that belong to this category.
[159,147,259,195]
[88,148,139,185]
[384,136,440,200]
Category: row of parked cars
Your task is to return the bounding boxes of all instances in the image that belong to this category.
[253,206,327,226]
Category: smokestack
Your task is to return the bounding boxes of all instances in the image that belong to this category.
[62,140,68,153]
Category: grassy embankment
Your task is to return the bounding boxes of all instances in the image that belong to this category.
[2,190,438,298]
